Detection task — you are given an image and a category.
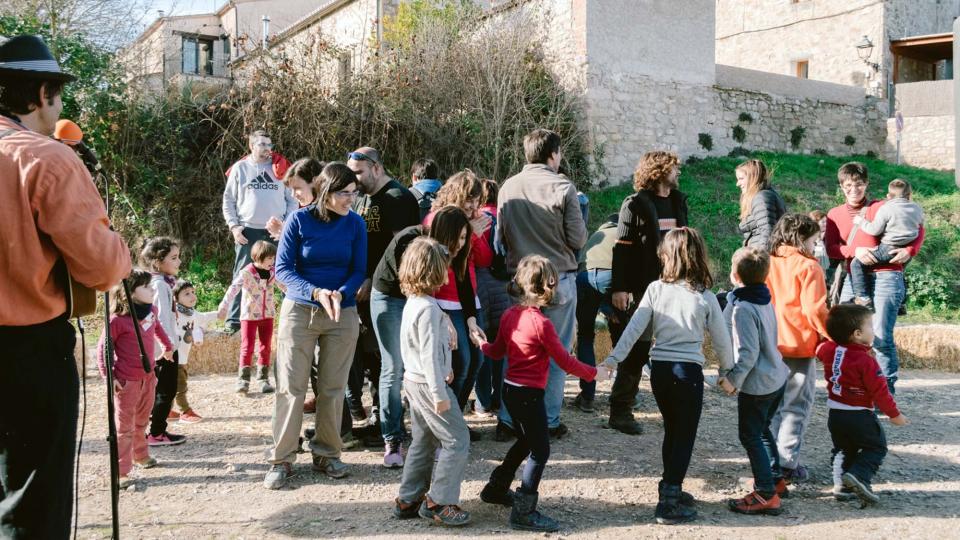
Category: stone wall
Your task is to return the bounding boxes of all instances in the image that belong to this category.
[884,115,955,169]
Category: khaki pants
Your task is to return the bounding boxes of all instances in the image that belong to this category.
[269,299,359,464]
[174,364,190,412]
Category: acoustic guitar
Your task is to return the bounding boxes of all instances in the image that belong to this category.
[57,259,97,319]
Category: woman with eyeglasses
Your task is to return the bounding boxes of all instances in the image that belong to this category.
[264,162,367,489]
[370,205,478,469]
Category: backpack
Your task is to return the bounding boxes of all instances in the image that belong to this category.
[410,186,438,222]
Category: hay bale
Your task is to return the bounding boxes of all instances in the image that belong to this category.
[189,330,278,375]
[591,324,960,373]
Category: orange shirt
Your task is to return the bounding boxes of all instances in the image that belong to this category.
[766,245,829,358]
[0,116,131,326]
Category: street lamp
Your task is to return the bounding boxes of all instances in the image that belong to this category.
[856,35,880,71]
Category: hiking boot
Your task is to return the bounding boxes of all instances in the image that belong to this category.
[495,421,515,442]
[572,394,595,413]
[134,457,158,469]
[655,481,697,525]
[312,455,350,479]
[608,414,643,435]
[383,440,404,469]
[394,497,423,519]
[782,465,809,484]
[548,423,569,440]
[418,496,471,526]
[728,491,783,515]
[146,432,186,446]
[480,470,515,507]
[263,462,293,490]
[236,366,251,393]
[842,472,879,506]
[256,365,274,393]
[678,490,696,507]
[510,491,559,532]
[178,409,202,424]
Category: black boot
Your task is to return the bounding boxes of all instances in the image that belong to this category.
[607,413,643,435]
[655,481,697,525]
[480,469,515,507]
[510,491,559,532]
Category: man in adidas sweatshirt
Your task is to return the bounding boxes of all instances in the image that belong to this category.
[222,129,297,331]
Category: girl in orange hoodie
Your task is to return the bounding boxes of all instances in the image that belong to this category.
[765,214,829,483]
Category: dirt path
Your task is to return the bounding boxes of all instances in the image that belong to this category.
[73,367,960,539]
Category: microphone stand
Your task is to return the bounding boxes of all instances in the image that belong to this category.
[89,155,150,540]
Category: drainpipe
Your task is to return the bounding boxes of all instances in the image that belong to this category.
[261,15,270,49]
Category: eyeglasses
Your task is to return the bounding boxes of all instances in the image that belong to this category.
[841,182,867,191]
[333,190,360,199]
[254,142,274,149]
[346,151,378,164]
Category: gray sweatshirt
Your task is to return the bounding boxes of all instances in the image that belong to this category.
[222,156,298,229]
[401,295,453,404]
[722,295,789,395]
[604,280,734,369]
[150,274,179,360]
[858,197,924,246]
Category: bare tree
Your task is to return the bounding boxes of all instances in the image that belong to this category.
[0,0,161,48]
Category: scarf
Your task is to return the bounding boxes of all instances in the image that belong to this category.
[729,283,771,306]
[176,303,195,317]
[255,267,271,280]
[133,302,152,321]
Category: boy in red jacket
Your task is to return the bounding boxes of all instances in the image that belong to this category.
[817,304,908,507]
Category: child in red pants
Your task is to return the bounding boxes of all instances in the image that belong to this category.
[219,240,281,393]
[97,269,174,488]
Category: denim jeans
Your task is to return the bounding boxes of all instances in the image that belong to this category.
[444,308,485,410]
[575,269,614,401]
[371,290,407,443]
[738,385,786,495]
[828,409,887,485]
[650,360,704,485]
[848,244,894,301]
[490,385,550,494]
[499,272,576,429]
[841,270,904,394]
[474,355,503,411]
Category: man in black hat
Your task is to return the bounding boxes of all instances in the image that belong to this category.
[0,35,131,538]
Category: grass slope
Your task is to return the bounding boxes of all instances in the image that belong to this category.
[586,152,959,323]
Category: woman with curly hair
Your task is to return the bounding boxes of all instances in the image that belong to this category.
[736,159,786,251]
[424,170,492,425]
[607,151,689,436]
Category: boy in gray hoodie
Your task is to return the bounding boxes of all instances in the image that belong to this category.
[720,247,790,515]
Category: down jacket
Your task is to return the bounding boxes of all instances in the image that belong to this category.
[739,188,786,251]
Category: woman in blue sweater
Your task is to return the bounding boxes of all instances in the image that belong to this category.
[264,162,367,489]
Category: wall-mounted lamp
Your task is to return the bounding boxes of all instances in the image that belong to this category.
[856,35,880,72]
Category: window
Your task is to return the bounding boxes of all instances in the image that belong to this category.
[223,37,231,61]
[795,60,809,79]
[182,36,214,75]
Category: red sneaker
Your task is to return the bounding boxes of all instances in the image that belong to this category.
[774,478,789,499]
[179,410,203,424]
[167,410,180,421]
[728,491,783,515]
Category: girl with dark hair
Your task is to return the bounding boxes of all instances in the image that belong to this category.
[765,213,829,484]
[736,159,786,251]
[371,205,480,469]
[266,162,367,489]
[283,157,328,207]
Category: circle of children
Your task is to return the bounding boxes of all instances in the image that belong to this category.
[98,127,923,531]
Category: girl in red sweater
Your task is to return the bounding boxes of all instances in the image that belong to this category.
[471,255,607,532]
[97,269,175,489]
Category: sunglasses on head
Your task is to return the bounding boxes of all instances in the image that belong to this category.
[347,151,378,163]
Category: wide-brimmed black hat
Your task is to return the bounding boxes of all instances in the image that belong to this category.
[0,35,76,82]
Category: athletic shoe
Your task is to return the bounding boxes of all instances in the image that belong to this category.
[147,432,186,446]
[178,410,202,424]
[783,465,809,484]
[341,432,362,450]
[350,406,367,422]
[418,496,471,526]
[313,456,350,479]
[394,497,423,519]
[774,478,790,498]
[572,394,595,413]
[474,404,496,418]
[263,462,293,490]
[118,476,134,489]
[842,472,880,506]
[134,457,158,469]
[833,486,858,501]
[728,491,783,515]
[167,410,180,421]
[548,423,569,440]
[383,440,404,468]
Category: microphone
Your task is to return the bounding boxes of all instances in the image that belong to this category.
[54,119,101,174]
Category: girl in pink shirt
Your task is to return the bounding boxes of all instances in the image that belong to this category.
[97,269,174,488]
[471,255,606,532]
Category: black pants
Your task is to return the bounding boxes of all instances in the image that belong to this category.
[608,307,650,418]
[828,409,887,485]
[492,385,550,494]
[650,360,704,485]
[346,301,380,415]
[738,386,786,495]
[0,317,78,539]
[149,351,180,436]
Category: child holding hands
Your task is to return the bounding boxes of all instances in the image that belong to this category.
[719,247,790,515]
[818,304,908,507]
[601,227,733,525]
[97,269,175,488]
[392,238,472,527]
[171,280,219,423]
[473,255,606,533]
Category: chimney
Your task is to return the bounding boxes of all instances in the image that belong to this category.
[157,9,165,19]
[261,15,270,48]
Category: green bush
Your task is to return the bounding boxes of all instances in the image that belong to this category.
[844,135,856,146]
[738,112,753,123]
[698,133,713,151]
[790,126,806,149]
[732,125,747,143]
